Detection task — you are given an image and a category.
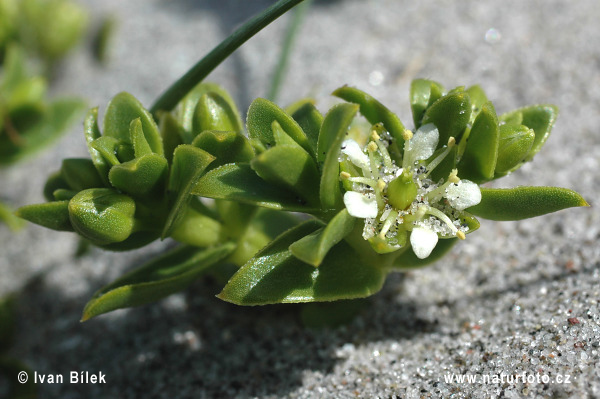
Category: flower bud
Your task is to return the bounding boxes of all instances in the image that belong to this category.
[68,188,135,245]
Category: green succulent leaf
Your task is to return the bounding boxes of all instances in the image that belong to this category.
[409,79,444,129]
[288,100,323,154]
[84,107,111,186]
[90,136,121,167]
[422,90,471,145]
[130,118,153,158]
[500,105,558,160]
[218,220,385,305]
[81,242,235,321]
[289,208,355,267]
[103,92,163,155]
[162,144,215,239]
[393,237,458,269]
[191,130,254,170]
[158,111,184,165]
[167,203,222,248]
[246,97,312,156]
[468,187,589,221]
[16,200,73,231]
[193,163,317,212]
[333,86,406,148]
[318,103,360,210]
[109,154,168,199]
[457,101,499,182]
[68,188,136,245]
[495,124,535,175]
[43,170,69,201]
[178,82,242,142]
[465,84,489,122]
[250,144,320,206]
[272,120,302,147]
[61,158,104,191]
[227,207,299,266]
[192,92,243,135]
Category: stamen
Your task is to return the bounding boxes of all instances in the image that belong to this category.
[370,130,380,141]
[425,169,460,201]
[375,139,393,169]
[402,129,413,141]
[456,231,466,240]
[421,136,456,178]
[424,207,459,235]
[367,141,381,180]
[377,179,386,192]
[378,210,399,238]
[340,171,351,180]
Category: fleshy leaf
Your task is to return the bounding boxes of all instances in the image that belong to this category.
[191,130,254,170]
[103,92,163,155]
[162,145,215,239]
[61,158,104,191]
[289,208,355,267]
[409,79,444,129]
[227,207,300,267]
[289,100,323,154]
[500,105,558,160]
[81,242,235,321]
[457,101,499,182]
[178,82,242,142]
[84,107,111,186]
[465,84,489,122]
[158,111,184,165]
[422,90,471,145]
[333,86,406,149]
[16,201,73,231]
[130,118,153,158]
[392,238,458,269]
[250,144,320,206]
[192,92,243,135]
[468,187,589,221]
[109,154,168,199]
[193,163,317,212]
[218,220,385,305]
[246,98,312,156]
[318,103,359,210]
[495,124,535,175]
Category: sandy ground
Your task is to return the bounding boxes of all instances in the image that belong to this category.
[1,0,599,397]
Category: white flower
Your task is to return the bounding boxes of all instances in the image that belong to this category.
[339,123,481,259]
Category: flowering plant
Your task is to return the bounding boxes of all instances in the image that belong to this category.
[17,79,587,319]
[13,0,587,321]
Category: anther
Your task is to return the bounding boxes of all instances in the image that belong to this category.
[340,171,351,180]
[402,129,413,141]
[456,231,466,240]
[371,130,380,141]
[367,141,378,152]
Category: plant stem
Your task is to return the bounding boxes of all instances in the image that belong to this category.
[267,0,313,102]
[150,0,307,115]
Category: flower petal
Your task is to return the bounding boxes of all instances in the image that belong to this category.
[445,179,482,210]
[408,123,439,162]
[410,226,438,259]
[341,139,370,170]
[343,191,378,218]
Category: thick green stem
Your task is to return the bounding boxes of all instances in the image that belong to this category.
[150,0,306,115]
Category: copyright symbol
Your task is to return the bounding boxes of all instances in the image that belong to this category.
[17,371,28,384]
